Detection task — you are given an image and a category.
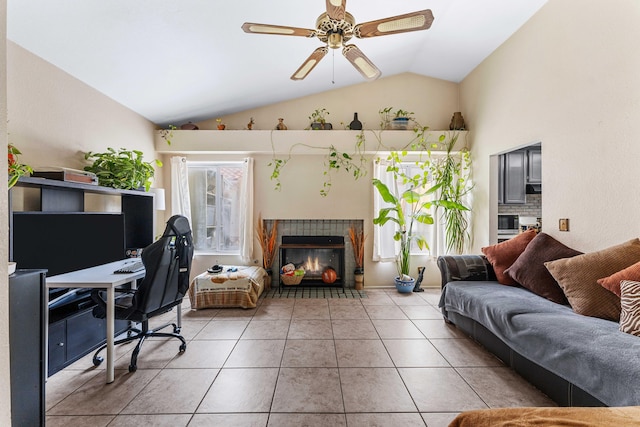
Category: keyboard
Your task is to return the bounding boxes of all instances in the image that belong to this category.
[114,260,145,274]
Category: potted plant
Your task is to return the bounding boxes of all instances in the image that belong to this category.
[308,108,332,130]
[348,224,366,290]
[428,132,473,254]
[379,107,414,130]
[373,154,467,292]
[256,215,278,290]
[216,118,226,130]
[8,144,33,189]
[84,148,162,192]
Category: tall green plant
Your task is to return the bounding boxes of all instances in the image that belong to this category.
[429,132,473,253]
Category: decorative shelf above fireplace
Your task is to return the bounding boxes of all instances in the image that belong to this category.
[279,235,345,292]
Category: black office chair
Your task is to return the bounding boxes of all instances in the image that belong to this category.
[91,215,194,372]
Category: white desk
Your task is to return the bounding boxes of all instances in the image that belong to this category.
[46,259,145,384]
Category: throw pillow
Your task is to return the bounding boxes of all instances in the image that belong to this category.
[504,233,581,304]
[481,229,537,286]
[544,238,640,321]
[619,280,640,336]
[597,260,640,298]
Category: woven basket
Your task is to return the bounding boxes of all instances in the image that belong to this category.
[281,274,304,286]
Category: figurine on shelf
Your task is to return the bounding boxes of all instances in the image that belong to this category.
[247,117,254,130]
[276,118,288,130]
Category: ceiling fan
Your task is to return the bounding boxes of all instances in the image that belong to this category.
[241,1,434,81]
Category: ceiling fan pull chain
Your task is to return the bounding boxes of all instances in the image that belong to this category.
[332,49,335,84]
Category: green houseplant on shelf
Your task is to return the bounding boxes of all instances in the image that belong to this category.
[84,148,162,191]
[8,144,33,189]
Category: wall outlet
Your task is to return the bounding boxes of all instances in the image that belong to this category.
[559,218,570,232]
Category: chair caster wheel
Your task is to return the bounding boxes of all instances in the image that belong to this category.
[173,326,181,334]
[179,343,187,353]
[93,356,103,366]
[128,364,137,373]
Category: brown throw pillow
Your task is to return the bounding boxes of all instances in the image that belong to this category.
[481,229,537,285]
[619,280,640,336]
[504,233,581,304]
[597,261,640,297]
[545,239,640,321]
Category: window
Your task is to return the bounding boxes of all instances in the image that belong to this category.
[187,162,244,253]
[373,159,435,261]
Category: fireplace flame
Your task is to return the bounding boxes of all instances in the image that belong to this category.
[305,256,321,273]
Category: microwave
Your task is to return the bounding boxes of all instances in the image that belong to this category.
[498,214,519,234]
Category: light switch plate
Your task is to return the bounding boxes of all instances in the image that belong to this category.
[559,218,569,232]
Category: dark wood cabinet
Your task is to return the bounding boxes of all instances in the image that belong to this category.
[9,269,47,427]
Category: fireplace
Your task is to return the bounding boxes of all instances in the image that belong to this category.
[279,235,345,290]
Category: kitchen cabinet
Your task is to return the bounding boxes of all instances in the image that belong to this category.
[499,146,541,204]
[501,150,527,204]
[527,147,542,184]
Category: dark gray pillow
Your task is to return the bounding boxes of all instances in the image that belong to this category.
[504,233,581,304]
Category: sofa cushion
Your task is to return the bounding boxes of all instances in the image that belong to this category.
[545,239,640,321]
[481,229,537,286]
[597,261,640,297]
[619,280,640,336]
[504,233,581,304]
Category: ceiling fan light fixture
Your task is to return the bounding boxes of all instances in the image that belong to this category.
[328,32,343,49]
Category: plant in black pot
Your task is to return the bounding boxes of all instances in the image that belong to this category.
[308,108,332,130]
[84,148,162,191]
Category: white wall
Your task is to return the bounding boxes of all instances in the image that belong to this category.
[461,0,640,253]
[0,1,11,424]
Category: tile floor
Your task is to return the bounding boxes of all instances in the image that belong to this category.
[45,288,555,426]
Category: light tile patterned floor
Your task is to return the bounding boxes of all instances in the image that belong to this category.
[45,288,555,427]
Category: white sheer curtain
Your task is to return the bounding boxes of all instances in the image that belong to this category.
[170,156,192,226]
[372,158,400,262]
[239,158,254,263]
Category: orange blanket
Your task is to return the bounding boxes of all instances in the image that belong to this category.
[449,406,640,427]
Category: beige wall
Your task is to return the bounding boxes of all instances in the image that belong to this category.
[1,1,11,424]
[7,42,158,179]
[197,73,459,132]
[161,74,461,287]
[461,0,640,253]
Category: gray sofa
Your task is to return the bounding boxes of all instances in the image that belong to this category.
[437,255,640,407]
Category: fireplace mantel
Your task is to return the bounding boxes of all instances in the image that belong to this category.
[155,129,467,155]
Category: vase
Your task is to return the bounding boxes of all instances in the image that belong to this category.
[395,276,415,293]
[311,122,332,130]
[449,112,465,130]
[354,267,364,290]
[349,113,363,130]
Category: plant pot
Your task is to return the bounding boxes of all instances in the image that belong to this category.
[311,122,332,130]
[354,268,364,290]
[395,276,415,293]
[217,124,226,130]
[391,117,410,130]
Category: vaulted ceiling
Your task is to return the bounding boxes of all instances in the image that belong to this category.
[7,0,547,126]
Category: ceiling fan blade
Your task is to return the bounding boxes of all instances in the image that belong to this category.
[291,47,329,80]
[326,0,347,21]
[342,44,381,81]
[353,9,434,38]
[241,22,316,37]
